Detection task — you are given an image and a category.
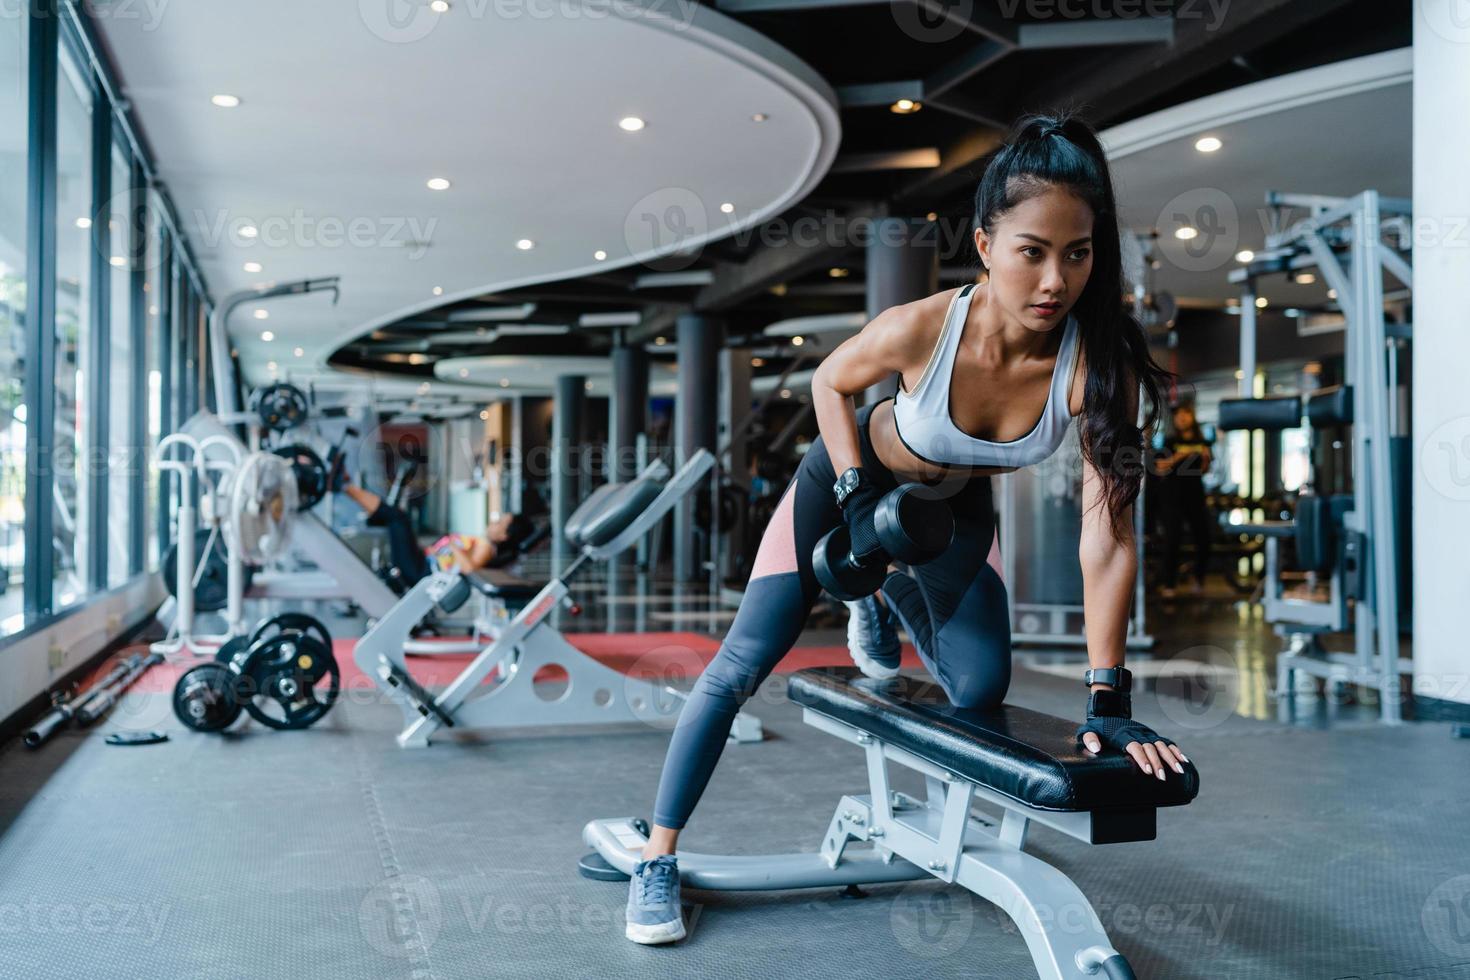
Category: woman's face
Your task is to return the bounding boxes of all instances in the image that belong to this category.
[1174,406,1195,430]
[973,183,1094,333]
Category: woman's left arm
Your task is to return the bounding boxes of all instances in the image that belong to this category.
[1076,382,1189,780]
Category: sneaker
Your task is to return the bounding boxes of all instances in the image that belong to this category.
[845,594,902,679]
[625,854,685,944]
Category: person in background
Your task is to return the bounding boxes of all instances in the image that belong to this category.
[1157,402,1213,597]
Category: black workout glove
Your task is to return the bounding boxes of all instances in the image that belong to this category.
[1075,713,1171,757]
[838,483,886,567]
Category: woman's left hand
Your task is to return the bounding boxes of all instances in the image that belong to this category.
[1076,715,1189,781]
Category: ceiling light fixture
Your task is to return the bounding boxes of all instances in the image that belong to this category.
[211,94,240,108]
[243,261,262,273]
[1194,136,1222,153]
[618,116,645,132]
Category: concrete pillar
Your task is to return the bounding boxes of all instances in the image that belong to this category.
[674,313,721,582]
[864,215,938,404]
[610,345,649,483]
[1412,2,1470,711]
[718,347,753,582]
[551,375,586,572]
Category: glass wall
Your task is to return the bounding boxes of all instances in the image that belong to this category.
[53,44,94,609]
[0,5,211,639]
[0,12,27,634]
[105,140,131,587]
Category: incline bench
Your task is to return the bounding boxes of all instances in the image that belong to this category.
[583,667,1199,980]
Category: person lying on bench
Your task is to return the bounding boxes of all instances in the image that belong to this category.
[334,463,536,590]
[623,111,1192,946]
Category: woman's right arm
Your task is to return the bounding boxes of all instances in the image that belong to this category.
[810,301,935,476]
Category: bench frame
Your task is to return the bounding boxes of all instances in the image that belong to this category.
[583,706,1141,979]
[354,450,763,749]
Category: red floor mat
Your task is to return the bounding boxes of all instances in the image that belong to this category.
[113,631,923,693]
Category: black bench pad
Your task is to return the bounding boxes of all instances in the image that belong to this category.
[788,667,1199,813]
[466,568,544,601]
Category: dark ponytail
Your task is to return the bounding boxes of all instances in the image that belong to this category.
[973,109,1170,541]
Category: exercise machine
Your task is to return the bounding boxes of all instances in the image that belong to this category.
[583,667,1198,979]
[1221,189,1411,723]
[355,449,764,749]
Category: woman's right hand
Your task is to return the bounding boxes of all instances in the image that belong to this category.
[838,480,886,565]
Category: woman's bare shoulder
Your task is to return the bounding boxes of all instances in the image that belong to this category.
[866,287,961,366]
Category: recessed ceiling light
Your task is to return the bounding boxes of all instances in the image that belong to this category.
[654,336,667,346]
[593,250,607,261]
[499,378,510,387]
[432,286,443,296]
[1327,288,1337,299]
[720,202,735,214]
[267,361,277,372]
[459,368,469,378]
[430,0,450,10]
[791,335,805,347]
[410,355,429,366]
[108,256,126,268]
[584,380,593,391]
[769,283,787,297]
[1194,136,1222,153]
[780,388,792,399]
[828,267,849,278]
[515,239,535,250]
[618,116,645,132]
[426,177,451,191]
[750,357,765,367]
[74,217,91,229]
[293,347,304,357]
[1255,296,1269,308]
[243,261,262,273]
[890,99,921,114]
[926,212,938,222]
[751,113,768,122]
[1294,272,1316,284]
[253,308,269,320]
[1174,226,1198,241]
[260,330,274,342]
[211,94,240,108]
[479,409,489,421]
[240,224,258,239]
[1235,249,1254,263]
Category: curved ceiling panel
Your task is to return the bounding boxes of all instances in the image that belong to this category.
[96,1,840,385]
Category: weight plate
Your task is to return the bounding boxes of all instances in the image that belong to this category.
[172,662,244,733]
[272,444,328,511]
[239,635,340,730]
[162,528,256,613]
[214,635,254,667]
[248,612,333,655]
[255,382,310,433]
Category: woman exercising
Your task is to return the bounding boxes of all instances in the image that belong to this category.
[624,111,1191,945]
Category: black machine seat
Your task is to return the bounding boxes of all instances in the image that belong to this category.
[465,567,545,602]
[566,477,664,549]
[789,667,1199,814]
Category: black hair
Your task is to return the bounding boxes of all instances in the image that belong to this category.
[504,514,537,549]
[973,109,1171,541]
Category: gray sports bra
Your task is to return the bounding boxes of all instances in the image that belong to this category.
[891,283,1081,469]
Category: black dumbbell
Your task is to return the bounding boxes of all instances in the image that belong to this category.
[813,483,955,601]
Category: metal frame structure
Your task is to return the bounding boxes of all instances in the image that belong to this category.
[585,703,1146,979]
[1227,190,1412,723]
[356,450,764,749]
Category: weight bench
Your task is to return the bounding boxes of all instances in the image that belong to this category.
[401,534,552,657]
[354,450,764,749]
[582,667,1198,979]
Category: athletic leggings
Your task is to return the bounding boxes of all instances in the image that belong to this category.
[652,400,1012,830]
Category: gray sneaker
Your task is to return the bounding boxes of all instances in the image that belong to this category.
[845,594,901,679]
[625,854,685,944]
